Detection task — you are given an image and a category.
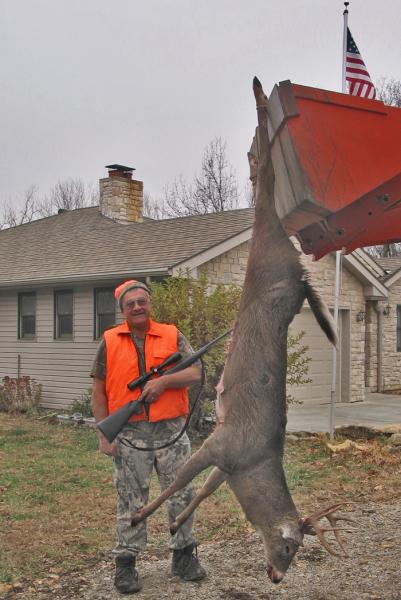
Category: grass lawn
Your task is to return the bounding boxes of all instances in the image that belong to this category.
[1,413,400,587]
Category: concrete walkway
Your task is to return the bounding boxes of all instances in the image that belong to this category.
[287,392,401,434]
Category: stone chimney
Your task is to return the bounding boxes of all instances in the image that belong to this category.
[99,164,143,223]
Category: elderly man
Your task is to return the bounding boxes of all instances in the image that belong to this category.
[91,280,206,594]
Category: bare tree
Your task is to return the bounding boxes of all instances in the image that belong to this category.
[365,244,401,258]
[0,178,99,230]
[0,185,39,229]
[365,77,401,257]
[164,176,197,217]
[142,191,169,220]
[244,178,255,207]
[37,178,98,217]
[194,137,239,212]
[377,77,401,107]
[164,137,239,216]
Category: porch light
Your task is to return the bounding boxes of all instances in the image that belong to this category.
[383,304,391,317]
[356,310,365,323]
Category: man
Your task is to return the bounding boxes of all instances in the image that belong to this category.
[91,279,206,594]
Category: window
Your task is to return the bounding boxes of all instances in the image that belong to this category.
[397,305,401,352]
[54,290,73,339]
[94,288,115,338]
[18,292,36,338]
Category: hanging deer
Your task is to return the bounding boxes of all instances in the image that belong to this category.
[132,77,356,583]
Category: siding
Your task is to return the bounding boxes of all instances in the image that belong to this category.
[300,252,365,403]
[0,284,120,409]
[288,308,333,403]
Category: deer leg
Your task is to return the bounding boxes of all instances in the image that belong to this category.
[131,443,214,526]
[170,467,227,534]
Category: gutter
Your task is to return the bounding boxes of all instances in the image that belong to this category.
[0,269,169,289]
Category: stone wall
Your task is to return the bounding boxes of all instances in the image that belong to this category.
[382,281,401,391]
[364,301,378,391]
[364,288,401,393]
[201,241,250,285]
[99,176,143,224]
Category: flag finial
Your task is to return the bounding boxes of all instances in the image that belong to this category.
[343,1,349,14]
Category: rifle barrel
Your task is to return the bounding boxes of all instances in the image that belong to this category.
[167,329,232,374]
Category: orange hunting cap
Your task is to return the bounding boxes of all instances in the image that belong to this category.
[114,280,151,309]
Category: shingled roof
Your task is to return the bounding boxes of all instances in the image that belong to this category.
[374,256,401,275]
[0,206,254,287]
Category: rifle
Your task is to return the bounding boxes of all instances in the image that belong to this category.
[127,352,182,390]
[96,329,232,443]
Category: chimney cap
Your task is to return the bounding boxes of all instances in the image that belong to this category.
[105,164,135,173]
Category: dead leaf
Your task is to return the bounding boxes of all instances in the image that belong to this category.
[0,583,13,594]
[327,440,353,452]
[12,583,23,592]
[327,439,369,453]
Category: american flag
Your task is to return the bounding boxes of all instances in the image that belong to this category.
[345,27,376,99]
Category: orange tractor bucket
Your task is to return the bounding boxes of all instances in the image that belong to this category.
[267,81,401,259]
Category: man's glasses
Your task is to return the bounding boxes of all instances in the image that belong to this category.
[123,298,150,311]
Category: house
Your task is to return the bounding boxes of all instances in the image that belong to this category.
[0,164,400,409]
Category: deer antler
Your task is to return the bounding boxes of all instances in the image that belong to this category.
[299,503,358,558]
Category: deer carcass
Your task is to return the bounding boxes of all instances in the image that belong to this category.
[132,77,356,583]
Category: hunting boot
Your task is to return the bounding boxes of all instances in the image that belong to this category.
[171,543,207,581]
[114,554,141,594]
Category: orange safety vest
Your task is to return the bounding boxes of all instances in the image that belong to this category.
[103,319,189,422]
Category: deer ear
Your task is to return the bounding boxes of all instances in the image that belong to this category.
[280,525,303,547]
[299,517,316,537]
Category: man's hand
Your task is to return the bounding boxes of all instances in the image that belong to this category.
[98,433,120,457]
[141,377,167,404]
[141,365,201,405]
[92,378,119,456]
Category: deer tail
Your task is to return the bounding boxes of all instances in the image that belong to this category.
[304,279,338,348]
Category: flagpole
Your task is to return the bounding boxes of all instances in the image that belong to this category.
[329,250,342,439]
[329,2,349,439]
[342,2,349,93]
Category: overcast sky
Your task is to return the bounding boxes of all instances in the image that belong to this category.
[1,0,400,209]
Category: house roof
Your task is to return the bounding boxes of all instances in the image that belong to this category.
[373,257,401,287]
[345,250,401,292]
[0,206,254,287]
[374,257,401,275]
[352,248,386,278]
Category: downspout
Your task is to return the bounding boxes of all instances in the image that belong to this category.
[373,302,383,392]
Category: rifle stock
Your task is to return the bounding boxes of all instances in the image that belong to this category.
[97,400,145,443]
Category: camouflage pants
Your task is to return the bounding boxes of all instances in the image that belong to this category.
[112,418,196,557]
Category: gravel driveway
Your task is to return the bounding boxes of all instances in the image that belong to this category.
[12,498,401,600]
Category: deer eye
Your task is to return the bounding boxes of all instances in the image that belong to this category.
[285,545,290,554]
